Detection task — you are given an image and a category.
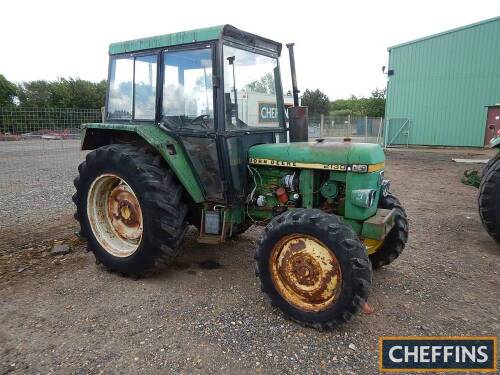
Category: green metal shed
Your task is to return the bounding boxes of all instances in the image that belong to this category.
[385,16,500,147]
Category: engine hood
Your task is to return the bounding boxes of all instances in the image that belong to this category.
[248,141,385,169]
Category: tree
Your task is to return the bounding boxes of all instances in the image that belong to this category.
[246,73,276,94]
[371,88,385,99]
[16,78,107,109]
[16,80,53,107]
[330,88,386,117]
[301,89,330,115]
[0,74,17,106]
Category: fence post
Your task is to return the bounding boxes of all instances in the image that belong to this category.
[101,107,105,123]
[364,116,368,142]
[347,114,351,137]
[384,118,389,149]
[320,114,324,138]
[376,117,383,145]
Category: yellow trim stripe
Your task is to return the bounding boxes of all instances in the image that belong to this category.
[248,158,384,173]
[368,162,385,172]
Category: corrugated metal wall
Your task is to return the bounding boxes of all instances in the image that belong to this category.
[385,17,500,147]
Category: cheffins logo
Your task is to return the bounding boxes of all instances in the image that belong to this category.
[379,336,497,372]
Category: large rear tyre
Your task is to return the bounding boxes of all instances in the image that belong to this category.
[73,144,188,276]
[368,194,409,269]
[478,157,500,243]
[255,209,372,330]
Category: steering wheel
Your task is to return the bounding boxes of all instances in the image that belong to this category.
[190,114,210,129]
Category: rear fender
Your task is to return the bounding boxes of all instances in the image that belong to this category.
[81,123,204,203]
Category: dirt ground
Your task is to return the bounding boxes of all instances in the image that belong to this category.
[1,148,499,374]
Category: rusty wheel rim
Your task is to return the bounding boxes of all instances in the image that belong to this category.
[87,174,143,257]
[269,234,342,312]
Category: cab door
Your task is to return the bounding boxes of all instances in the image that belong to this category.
[160,45,225,202]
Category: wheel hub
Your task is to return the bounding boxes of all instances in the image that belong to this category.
[108,186,142,240]
[270,235,342,312]
[87,174,143,257]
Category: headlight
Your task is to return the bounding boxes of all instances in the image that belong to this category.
[351,164,368,173]
[351,189,377,208]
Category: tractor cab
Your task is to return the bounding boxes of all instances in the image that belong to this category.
[103,25,287,204]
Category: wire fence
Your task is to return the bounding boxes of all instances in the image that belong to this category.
[0,107,101,230]
[309,115,385,145]
[0,107,101,188]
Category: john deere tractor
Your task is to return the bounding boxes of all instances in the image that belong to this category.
[74,25,408,329]
[479,134,500,243]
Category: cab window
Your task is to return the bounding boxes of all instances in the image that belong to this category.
[161,47,214,130]
[107,54,158,121]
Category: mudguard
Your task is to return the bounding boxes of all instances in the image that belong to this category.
[81,123,204,203]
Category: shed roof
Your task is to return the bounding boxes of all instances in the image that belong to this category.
[388,16,500,51]
[108,25,282,55]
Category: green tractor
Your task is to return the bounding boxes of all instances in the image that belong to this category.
[74,25,408,329]
[479,134,500,243]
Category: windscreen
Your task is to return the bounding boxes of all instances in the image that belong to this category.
[223,45,283,131]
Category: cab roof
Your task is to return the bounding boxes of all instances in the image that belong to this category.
[108,25,282,56]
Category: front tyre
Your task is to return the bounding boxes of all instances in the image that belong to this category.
[255,209,372,329]
[367,193,409,269]
[73,144,188,276]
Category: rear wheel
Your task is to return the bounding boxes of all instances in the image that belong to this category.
[478,157,500,243]
[73,144,188,276]
[367,194,409,269]
[255,209,372,329]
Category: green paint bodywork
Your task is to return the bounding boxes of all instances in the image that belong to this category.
[109,26,225,55]
[248,141,385,165]
[345,171,381,220]
[82,123,204,203]
[299,169,316,208]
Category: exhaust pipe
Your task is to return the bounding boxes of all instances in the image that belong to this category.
[286,43,308,142]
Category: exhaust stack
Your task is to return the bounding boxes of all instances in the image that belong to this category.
[286,43,308,142]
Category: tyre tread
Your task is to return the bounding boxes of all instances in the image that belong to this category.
[74,144,188,276]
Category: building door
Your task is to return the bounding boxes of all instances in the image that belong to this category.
[484,106,500,145]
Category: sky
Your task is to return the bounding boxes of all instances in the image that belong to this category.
[1,0,498,100]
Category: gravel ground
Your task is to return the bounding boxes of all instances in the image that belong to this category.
[1,146,499,374]
[0,140,85,229]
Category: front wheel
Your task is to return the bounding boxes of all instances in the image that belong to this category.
[367,193,409,269]
[255,209,372,329]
